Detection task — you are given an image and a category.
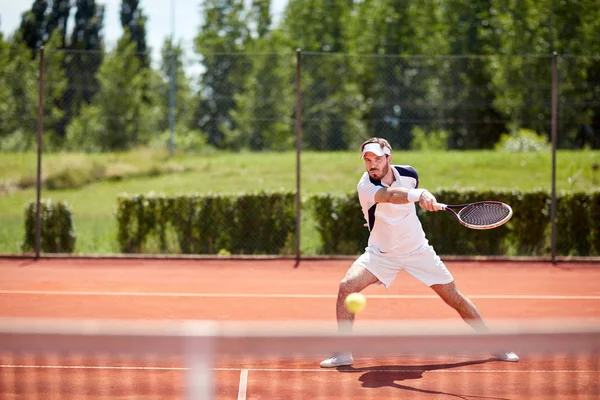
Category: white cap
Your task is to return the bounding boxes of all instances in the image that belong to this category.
[361,142,391,159]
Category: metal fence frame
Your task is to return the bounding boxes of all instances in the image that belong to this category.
[28,49,571,262]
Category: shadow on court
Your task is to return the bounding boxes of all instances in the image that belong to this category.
[337,358,510,400]
[17,259,37,268]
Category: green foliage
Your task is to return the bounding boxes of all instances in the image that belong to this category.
[555,191,600,256]
[225,33,296,150]
[17,0,48,52]
[64,103,103,151]
[590,191,600,255]
[70,0,105,51]
[2,0,600,153]
[1,148,599,255]
[46,0,71,48]
[350,1,449,149]
[286,0,366,150]
[438,1,505,149]
[249,0,272,38]
[411,127,450,150]
[116,191,296,254]
[42,32,68,142]
[150,127,209,153]
[0,129,37,152]
[22,199,76,253]
[45,161,106,190]
[66,33,158,151]
[157,39,194,134]
[64,0,105,142]
[310,189,598,256]
[120,0,149,68]
[495,129,550,152]
[503,190,551,255]
[0,40,38,146]
[194,0,251,148]
[310,193,368,255]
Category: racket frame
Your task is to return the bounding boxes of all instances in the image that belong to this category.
[439,201,513,230]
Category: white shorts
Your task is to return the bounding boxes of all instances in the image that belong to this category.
[353,243,454,288]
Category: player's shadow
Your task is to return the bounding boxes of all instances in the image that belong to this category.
[337,358,510,400]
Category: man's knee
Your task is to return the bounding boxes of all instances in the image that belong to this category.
[338,264,378,296]
[433,282,464,307]
[338,277,357,296]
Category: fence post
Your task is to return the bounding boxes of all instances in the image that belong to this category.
[168,0,176,156]
[295,49,302,267]
[550,52,558,264]
[35,46,45,260]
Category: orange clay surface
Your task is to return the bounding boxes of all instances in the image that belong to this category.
[0,258,599,399]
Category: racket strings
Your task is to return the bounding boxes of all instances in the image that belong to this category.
[458,203,511,226]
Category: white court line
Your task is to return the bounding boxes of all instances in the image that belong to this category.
[237,369,248,400]
[0,365,596,374]
[0,290,598,300]
[0,365,185,370]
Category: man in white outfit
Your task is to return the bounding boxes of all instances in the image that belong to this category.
[320,137,519,368]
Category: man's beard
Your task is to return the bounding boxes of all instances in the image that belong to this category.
[368,164,389,180]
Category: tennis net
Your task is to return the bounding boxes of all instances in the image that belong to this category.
[0,318,598,399]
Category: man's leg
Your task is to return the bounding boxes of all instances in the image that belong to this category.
[336,263,380,332]
[430,281,488,331]
[430,281,519,362]
[320,263,379,368]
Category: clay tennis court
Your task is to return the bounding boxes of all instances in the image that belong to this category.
[1,257,599,399]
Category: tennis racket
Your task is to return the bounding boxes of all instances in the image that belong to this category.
[435,201,513,230]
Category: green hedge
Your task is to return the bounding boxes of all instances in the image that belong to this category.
[310,193,368,254]
[310,190,600,256]
[22,199,76,253]
[20,190,597,256]
[116,191,296,254]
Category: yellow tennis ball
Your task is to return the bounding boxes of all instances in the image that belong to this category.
[344,293,366,313]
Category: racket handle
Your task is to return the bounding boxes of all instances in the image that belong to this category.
[434,203,447,211]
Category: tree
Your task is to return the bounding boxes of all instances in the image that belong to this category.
[18,0,48,54]
[0,33,21,141]
[157,38,194,133]
[552,0,600,149]
[193,0,251,148]
[41,0,72,140]
[66,32,157,151]
[71,0,104,51]
[250,0,271,39]
[485,0,554,141]
[487,0,600,148]
[120,0,149,68]
[0,38,38,149]
[283,0,365,150]
[46,0,71,49]
[42,30,68,146]
[225,30,296,150]
[344,0,442,150]
[440,0,505,149]
[224,0,296,150]
[64,0,105,147]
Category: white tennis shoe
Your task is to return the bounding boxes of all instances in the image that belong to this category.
[320,352,354,368]
[494,351,520,362]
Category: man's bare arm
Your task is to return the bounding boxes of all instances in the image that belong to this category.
[374,187,441,212]
[373,187,411,204]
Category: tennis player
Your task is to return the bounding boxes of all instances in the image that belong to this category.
[320,137,519,368]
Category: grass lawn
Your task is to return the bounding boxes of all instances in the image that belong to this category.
[1,149,598,254]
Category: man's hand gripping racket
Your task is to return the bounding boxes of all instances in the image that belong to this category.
[432,201,513,230]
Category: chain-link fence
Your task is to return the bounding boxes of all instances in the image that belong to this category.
[0,47,598,257]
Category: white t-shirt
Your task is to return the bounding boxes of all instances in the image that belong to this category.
[357,165,427,254]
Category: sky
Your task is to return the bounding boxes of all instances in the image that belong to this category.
[0,0,287,68]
